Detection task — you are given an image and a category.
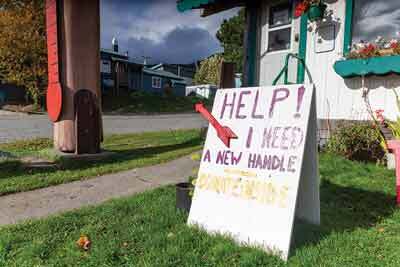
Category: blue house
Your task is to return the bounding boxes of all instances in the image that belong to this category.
[100,38,187,97]
[150,63,196,86]
[143,68,186,96]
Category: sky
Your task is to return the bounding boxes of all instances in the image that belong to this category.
[100,0,240,65]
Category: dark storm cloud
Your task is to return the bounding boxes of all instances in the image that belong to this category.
[125,27,221,64]
[100,0,239,64]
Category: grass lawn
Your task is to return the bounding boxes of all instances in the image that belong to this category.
[0,154,399,266]
[0,129,203,196]
[102,91,212,114]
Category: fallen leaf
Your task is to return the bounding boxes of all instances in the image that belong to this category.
[77,235,91,251]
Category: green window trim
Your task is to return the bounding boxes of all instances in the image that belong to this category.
[343,0,354,56]
[177,0,216,12]
[296,14,308,84]
[247,5,258,87]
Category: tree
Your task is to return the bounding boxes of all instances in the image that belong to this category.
[0,0,47,105]
[193,54,223,86]
[216,8,245,73]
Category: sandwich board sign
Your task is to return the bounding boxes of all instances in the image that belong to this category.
[189,84,320,261]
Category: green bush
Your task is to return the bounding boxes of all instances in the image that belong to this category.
[325,123,385,163]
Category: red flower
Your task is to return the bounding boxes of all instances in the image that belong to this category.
[390,41,399,49]
[359,43,377,56]
[294,2,309,18]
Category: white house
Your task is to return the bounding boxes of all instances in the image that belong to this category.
[177,0,400,140]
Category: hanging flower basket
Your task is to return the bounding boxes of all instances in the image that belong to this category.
[307,3,327,22]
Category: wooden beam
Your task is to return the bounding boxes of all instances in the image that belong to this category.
[219,61,236,89]
[201,0,245,17]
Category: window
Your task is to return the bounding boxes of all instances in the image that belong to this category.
[267,2,292,52]
[152,76,162,89]
[352,0,400,45]
[101,60,111,74]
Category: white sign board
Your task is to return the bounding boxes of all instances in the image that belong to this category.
[188,84,320,260]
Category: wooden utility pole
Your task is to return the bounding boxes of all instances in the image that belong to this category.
[47,0,102,153]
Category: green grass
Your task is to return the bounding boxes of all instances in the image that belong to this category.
[102,91,212,114]
[0,129,203,196]
[0,153,399,266]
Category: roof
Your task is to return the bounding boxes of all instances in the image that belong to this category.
[177,0,216,12]
[151,63,197,70]
[100,49,128,58]
[111,57,143,66]
[150,63,163,70]
[177,0,245,15]
[143,68,186,82]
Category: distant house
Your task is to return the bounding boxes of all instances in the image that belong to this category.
[143,68,187,96]
[100,38,143,96]
[150,63,196,86]
[112,57,143,92]
[100,38,187,97]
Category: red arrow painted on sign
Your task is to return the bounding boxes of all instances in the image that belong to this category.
[195,102,238,148]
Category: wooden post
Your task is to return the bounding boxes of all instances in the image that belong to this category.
[219,62,236,89]
[243,3,259,87]
[52,0,102,152]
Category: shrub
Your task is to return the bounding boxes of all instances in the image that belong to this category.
[325,123,385,164]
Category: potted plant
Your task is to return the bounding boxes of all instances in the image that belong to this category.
[307,1,327,21]
[175,153,201,213]
[347,38,400,59]
[370,91,400,170]
[294,0,327,22]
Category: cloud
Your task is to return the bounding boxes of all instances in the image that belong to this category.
[100,0,240,63]
[126,27,221,64]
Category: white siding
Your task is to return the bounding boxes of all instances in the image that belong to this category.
[257,0,400,121]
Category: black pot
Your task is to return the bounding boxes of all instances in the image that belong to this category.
[176,182,193,213]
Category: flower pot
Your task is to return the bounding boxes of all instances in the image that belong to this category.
[307,3,327,22]
[380,48,394,57]
[176,182,193,213]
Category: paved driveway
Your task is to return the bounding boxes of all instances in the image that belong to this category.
[0,113,207,143]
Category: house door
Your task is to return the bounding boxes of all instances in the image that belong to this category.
[258,0,301,86]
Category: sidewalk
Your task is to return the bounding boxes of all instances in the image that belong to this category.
[0,154,199,226]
